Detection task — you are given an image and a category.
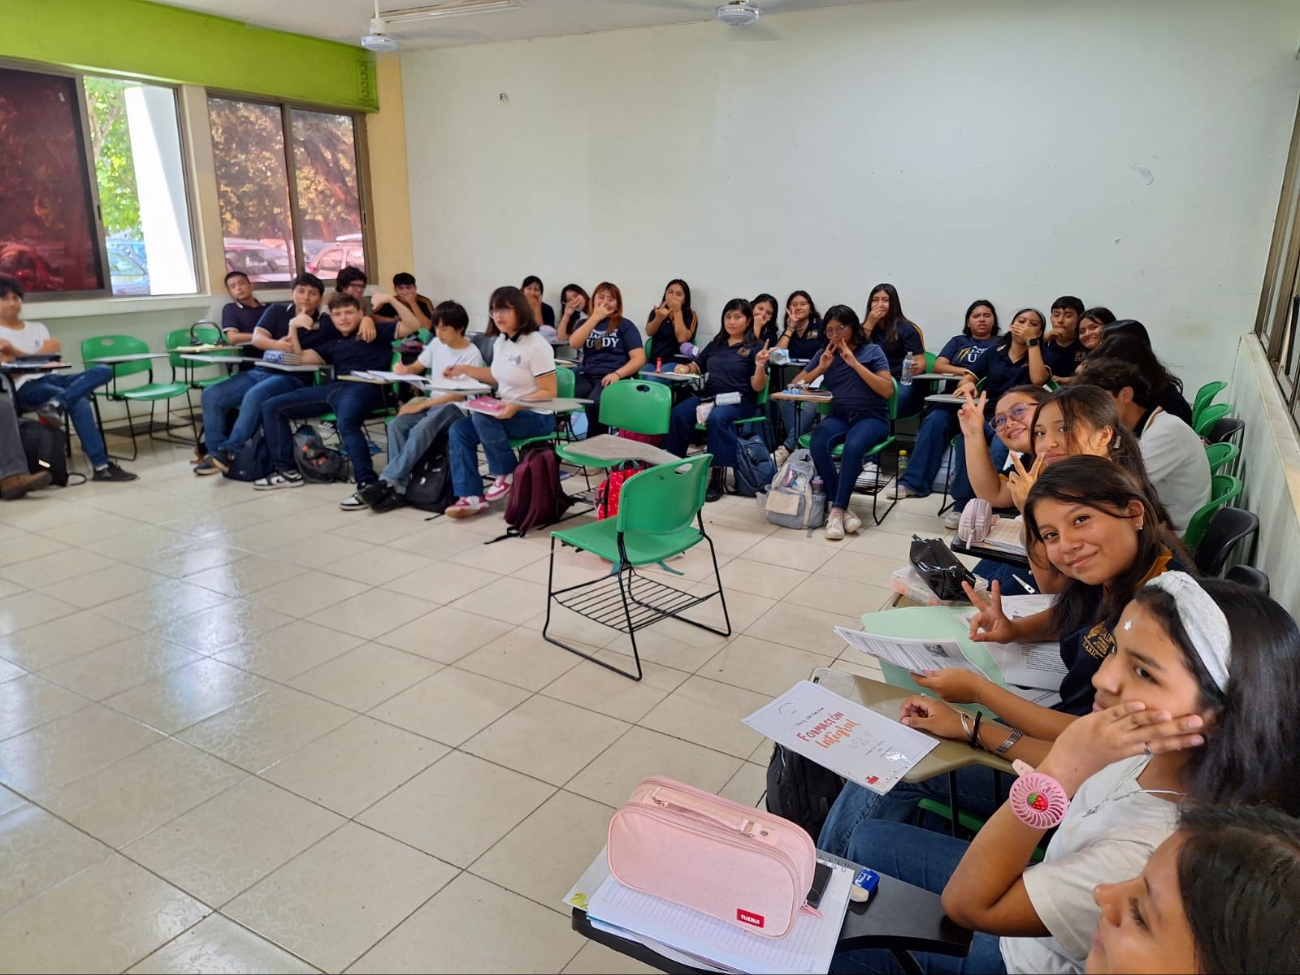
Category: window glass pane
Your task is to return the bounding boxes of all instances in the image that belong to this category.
[84,77,196,296]
[208,97,296,285]
[291,109,364,281]
[0,66,104,294]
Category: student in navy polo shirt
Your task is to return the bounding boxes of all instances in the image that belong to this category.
[1031,295,1086,383]
[219,270,265,346]
[863,283,926,417]
[750,294,780,346]
[666,298,772,503]
[372,272,433,331]
[772,290,824,466]
[567,281,645,438]
[254,291,421,503]
[645,278,699,368]
[521,275,555,330]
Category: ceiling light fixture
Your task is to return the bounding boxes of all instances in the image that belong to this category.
[382,0,525,24]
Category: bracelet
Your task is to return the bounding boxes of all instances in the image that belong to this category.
[969,711,984,751]
[995,729,1023,756]
[974,680,992,707]
[959,712,971,740]
[1009,772,1069,829]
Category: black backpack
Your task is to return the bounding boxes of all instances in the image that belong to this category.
[222,430,274,482]
[293,425,351,483]
[404,431,454,513]
[18,418,68,487]
[764,743,846,842]
[733,433,777,497]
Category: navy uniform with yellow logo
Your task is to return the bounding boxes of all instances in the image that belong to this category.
[665,336,766,478]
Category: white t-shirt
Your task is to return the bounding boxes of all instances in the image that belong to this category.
[490,332,556,410]
[417,339,483,413]
[1139,408,1212,537]
[1001,756,1179,974]
[1,321,53,389]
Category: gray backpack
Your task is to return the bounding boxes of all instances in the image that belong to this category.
[761,448,826,530]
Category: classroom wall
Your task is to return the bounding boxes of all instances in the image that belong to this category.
[399,0,1300,392]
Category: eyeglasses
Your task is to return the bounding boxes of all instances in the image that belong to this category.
[825,323,850,332]
[992,403,1034,430]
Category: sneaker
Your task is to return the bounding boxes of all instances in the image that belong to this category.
[825,509,846,541]
[253,470,303,490]
[208,450,233,473]
[358,480,393,507]
[194,458,221,476]
[92,462,137,482]
[944,509,962,531]
[339,491,368,511]
[35,401,63,429]
[0,470,51,500]
[842,508,863,535]
[371,487,407,514]
[891,482,917,500]
[774,445,791,468]
[446,496,488,519]
[706,468,725,503]
[484,477,512,503]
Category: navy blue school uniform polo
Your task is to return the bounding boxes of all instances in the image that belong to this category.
[783,321,825,361]
[936,334,999,370]
[313,320,399,376]
[820,343,891,419]
[873,320,925,376]
[1041,337,1086,378]
[967,339,1032,418]
[580,318,643,379]
[695,340,763,401]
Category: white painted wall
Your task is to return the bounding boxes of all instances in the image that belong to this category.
[400,0,1300,392]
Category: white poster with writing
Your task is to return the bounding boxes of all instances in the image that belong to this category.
[743,681,939,795]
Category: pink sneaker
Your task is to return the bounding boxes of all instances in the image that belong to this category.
[446,496,488,519]
[484,477,513,503]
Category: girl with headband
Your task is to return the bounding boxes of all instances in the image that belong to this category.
[831,575,1300,974]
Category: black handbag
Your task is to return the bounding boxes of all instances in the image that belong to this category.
[909,535,976,601]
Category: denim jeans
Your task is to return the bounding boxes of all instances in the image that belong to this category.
[15,365,113,467]
[665,396,755,468]
[573,373,609,439]
[448,410,556,497]
[779,398,818,450]
[262,380,385,485]
[974,559,1037,596]
[809,413,890,510]
[205,369,306,455]
[0,399,30,480]
[950,428,1010,512]
[898,406,957,497]
[830,821,1006,975]
[380,403,463,493]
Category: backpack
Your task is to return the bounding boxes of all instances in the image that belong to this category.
[293,425,351,483]
[18,418,68,487]
[222,430,274,482]
[733,433,776,498]
[617,429,665,448]
[595,462,645,520]
[493,446,573,541]
[764,743,846,842]
[762,448,825,530]
[404,431,455,514]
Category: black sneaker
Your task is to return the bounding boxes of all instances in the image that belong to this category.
[358,480,391,507]
[92,462,138,482]
[371,487,407,514]
[208,450,233,473]
[706,468,725,503]
[253,470,303,490]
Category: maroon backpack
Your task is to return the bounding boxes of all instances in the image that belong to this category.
[492,446,574,542]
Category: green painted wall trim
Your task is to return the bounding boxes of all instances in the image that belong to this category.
[3,0,378,112]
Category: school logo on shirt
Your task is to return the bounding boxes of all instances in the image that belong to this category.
[1081,621,1115,661]
[587,332,622,350]
[737,347,752,358]
[507,352,524,367]
[957,346,990,365]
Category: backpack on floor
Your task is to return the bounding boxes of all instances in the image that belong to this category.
[293,425,351,484]
[493,446,573,542]
[595,462,645,520]
[405,431,455,514]
[18,418,68,487]
[222,430,274,482]
[764,743,846,842]
[617,429,666,448]
[762,448,825,530]
[733,433,777,498]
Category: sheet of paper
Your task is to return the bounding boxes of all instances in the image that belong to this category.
[743,680,938,795]
[421,375,491,391]
[984,641,1069,690]
[834,626,991,679]
[976,517,1027,555]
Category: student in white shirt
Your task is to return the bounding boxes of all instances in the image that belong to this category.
[831,576,1300,975]
[358,300,484,513]
[1076,358,1212,536]
[443,286,557,518]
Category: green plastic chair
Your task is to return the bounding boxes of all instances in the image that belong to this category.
[543,454,730,681]
[511,367,577,452]
[892,351,938,425]
[166,327,232,391]
[555,380,672,471]
[82,335,192,460]
[1194,403,1233,439]
[797,379,902,524]
[1183,474,1243,549]
[1204,441,1240,475]
[1192,381,1228,427]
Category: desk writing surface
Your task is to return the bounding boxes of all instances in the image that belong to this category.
[911,373,960,382]
[87,352,169,364]
[924,394,966,406]
[771,391,834,403]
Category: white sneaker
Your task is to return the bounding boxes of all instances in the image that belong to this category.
[339,491,367,511]
[774,445,791,468]
[825,510,845,541]
[891,482,916,500]
[944,509,962,531]
[843,509,863,535]
[253,470,304,490]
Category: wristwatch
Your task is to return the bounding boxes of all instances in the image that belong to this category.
[1026,338,1040,347]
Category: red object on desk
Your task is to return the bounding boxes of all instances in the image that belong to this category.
[465,396,508,417]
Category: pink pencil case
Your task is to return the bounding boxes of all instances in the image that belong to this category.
[607,776,819,938]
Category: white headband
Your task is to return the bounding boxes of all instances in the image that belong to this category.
[1144,572,1231,692]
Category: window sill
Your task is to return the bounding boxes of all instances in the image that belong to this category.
[25,290,293,320]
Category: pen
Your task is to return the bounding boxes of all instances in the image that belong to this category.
[1011,574,1036,594]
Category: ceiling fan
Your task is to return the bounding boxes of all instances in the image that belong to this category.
[360,0,524,52]
[631,0,801,39]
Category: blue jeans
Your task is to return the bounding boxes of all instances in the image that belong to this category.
[899,407,957,497]
[204,369,306,455]
[380,403,462,493]
[975,559,1037,596]
[780,398,818,450]
[810,413,890,510]
[16,365,113,467]
[894,380,929,420]
[831,821,1006,975]
[448,410,556,497]
[262,381,385,485]
[665,396,755,468]
[950,428,1009,512]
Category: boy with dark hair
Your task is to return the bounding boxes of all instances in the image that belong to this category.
[220,270,265,346]
[373,272,433,331]
[1029,295,1086,383]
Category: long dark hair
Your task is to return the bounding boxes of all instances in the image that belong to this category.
[560,283,589,313]
[821,304,867,349]
[1092,328,1184,395]
[1101,317,1150,346]
[963,299,1000,337]
[1081,306,1116,329]
[708,298,756,350]
[647,278,694,327]
[866,282,908,346]
[783,290,820,331]
[1177,802,1300,972]
[484,285,536,338]
[1024,456,1184,637]
[751,293,780,342]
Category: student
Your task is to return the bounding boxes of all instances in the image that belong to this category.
[750,293,780,345]
[829,575,1300,975]
[556,284,590,341]
[443,286,558,518]
[1087,802,1300,975]
[934,299,1001,381]
[665,299,771,503]
[1077,306,1115,354]
[959,385,1049,511]
[219,270,265,346]
[862,283,925,416]
[644,278,699,368]
[198,272,337,475]
[1030,294,1086,383]
[521,275,555,330]
[358,301,483,513]
[1076,358,1211,535]
[255,290,420,504]
[567,282,645,438]
[790,305,893,539]
[0,398,51,500]
[773,290,824,465]
[1090,328,1194,426]
[0,275,135,482]
[336,266,370,315]
[372,272,433,330]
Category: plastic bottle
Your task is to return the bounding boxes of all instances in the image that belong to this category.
[898,450,909,477]
[811,476,826,514]
[900,353,914,387]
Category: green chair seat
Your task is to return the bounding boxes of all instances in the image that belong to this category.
[552,521,705,566]
[1204,441,1240,474]
[509,368,577,452]
[1194,403,1233,439]
[117,382,190,401]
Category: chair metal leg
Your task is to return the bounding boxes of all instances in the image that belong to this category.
[871,447,900,526]
[542,536,645,681]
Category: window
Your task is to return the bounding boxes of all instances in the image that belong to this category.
[208,97,367,288]
[1255,97,1300,429]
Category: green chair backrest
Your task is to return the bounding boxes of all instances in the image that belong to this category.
[886,378,901,421]
[556,366,575,398]
[1204,441,1240,474]
[166,327,221,369]
[599,380,672,435]
[81,334,152,379]
[616,454,711,536]
[924,351,937,372]
[755,372,771,407]
[1194,403,1233,438]
[1192,381,1228,425]
[1183,473,1244,548]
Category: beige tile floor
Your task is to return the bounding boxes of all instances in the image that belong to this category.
[0,435,954,974]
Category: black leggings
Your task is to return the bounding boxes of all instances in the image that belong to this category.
[573,373,609,438]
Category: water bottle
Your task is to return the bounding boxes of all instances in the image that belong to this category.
[811,476,826,512]
[900,353,914,387]
[898,450,909,477]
